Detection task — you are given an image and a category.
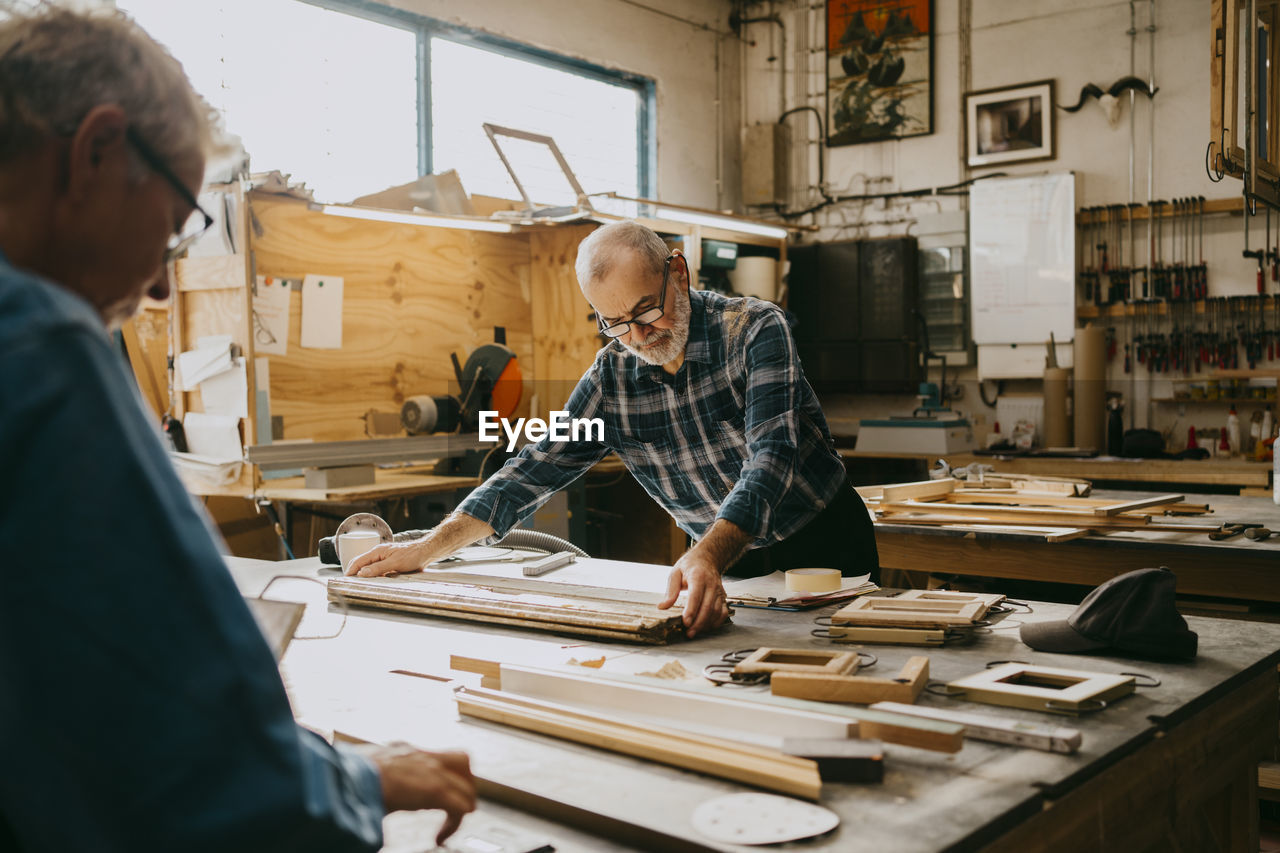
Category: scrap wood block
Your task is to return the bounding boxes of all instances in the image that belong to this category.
[734,647,860,676]
[771,657,930,705]
[782,738,884,783]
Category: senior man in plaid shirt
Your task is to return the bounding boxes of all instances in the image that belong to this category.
[350,220,879,637]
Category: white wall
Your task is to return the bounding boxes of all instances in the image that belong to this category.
[741,0,1271,444]
[378,0,741,210]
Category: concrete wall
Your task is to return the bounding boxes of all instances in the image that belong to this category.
[379,0,741,210]
[741,0,1270,447]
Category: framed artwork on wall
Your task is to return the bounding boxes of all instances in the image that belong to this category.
[826,0,933,147]
[965,80,1056,168]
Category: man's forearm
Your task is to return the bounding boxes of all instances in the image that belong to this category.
[688,518,753,574]
[413,511,495,563]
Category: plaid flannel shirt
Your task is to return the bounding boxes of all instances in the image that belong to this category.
[458,289,848,548]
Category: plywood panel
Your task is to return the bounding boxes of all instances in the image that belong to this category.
[122,306,170,421]
[530,225,602,419]
[249,195,534,441]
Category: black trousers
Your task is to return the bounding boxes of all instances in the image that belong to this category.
[728,477,880,583]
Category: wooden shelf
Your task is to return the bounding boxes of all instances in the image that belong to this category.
[1076,197,1244,224]
[1078,294,1280,319]
[1153,397,1278,405]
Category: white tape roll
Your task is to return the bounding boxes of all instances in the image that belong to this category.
[784,568,842,593]
[338,530,382,571]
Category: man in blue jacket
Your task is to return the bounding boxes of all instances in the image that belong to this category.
[0,7,473,850]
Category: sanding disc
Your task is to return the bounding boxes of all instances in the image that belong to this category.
[334,513,393,544]
[690,793,839,845]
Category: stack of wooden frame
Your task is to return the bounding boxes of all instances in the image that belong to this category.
[328,572,686,643]
[860,478,1216,541]
[825,590,1005,645]
[449,657,968,798]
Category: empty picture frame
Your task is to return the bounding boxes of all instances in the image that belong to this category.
[734,648,861,676]
[832,596,984,628]
[482,123,591,215]
[948,662,1135,715]
[965,80,1056,168]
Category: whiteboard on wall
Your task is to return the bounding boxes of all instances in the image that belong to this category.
[969,172,1076,346]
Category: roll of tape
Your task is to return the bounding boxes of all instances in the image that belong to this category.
[338,530,382,571]
[785,568,842,593]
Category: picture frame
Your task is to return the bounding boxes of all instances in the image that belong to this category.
[965,80,1056,168]
[826,0,934,146]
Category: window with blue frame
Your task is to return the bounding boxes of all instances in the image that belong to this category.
[117,0,652,205]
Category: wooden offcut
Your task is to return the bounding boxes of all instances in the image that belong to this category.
[771,657,930,705]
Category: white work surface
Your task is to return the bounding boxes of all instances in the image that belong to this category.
[226,554,1280,853]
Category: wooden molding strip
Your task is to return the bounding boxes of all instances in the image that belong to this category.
[454,686,824,800]
[870,702,1083,754]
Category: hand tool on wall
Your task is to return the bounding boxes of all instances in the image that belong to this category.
[1245,205,1266,296]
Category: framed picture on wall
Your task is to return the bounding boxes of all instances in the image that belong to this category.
[826,0,933,146]
[965,80,1056,168]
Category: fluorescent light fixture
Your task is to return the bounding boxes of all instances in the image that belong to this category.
[654,207,789,240]
[313,203,515,233]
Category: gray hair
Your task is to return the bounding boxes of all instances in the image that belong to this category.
[0,3,221,175]
[575,220,670,291]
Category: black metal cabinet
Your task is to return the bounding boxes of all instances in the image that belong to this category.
[788,237,919,393]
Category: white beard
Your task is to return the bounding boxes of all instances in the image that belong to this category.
[620,286,691,366]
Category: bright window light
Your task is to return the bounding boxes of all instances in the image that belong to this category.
[430,38,640,204]
[118,0,418,203]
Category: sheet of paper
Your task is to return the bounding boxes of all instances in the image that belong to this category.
[177,341,233,391]
[253,276,291,356]
[722,570,872,603]
[182,412,243,462]
[185,191,236,257]
[199,356,247,418]
[300,274,343,349]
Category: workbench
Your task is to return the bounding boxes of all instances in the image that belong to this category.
[876,489,1280,605]
[228,554,1280,852]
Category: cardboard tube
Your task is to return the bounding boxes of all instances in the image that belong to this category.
[1073,326,1107,453]
[785,568,842,593]
[1043,367,1072,448]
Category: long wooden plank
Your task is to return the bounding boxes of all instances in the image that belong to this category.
[875,515,1224,534]
[1093,494,1186,516]
[493,663,858,742]
[949,492,1209,515]
[455,686,823,800]
[473,661,964,753]
[880,479,957,503]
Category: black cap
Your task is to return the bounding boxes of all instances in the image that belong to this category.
[1020,567,1198,660]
